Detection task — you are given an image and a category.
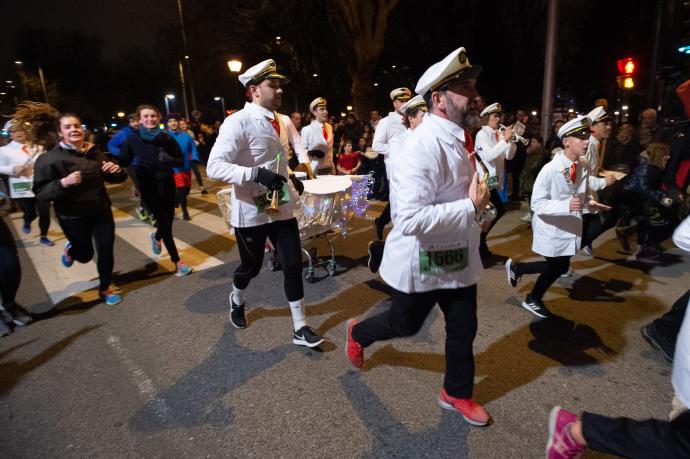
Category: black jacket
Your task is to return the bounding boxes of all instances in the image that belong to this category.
[624,159,664,204]
[33,143,127,218]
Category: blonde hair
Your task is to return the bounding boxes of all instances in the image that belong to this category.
[645,142,670,168]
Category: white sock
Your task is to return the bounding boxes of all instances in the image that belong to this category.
[289,299,306,331]
[231,285,246,306]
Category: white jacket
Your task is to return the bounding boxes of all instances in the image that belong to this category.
[672,216,690,408]
[474,126,516,192]
[373,111,407,178]
[207,102,298,228]
[530,152,600,257]
[379,113,483,293]
[301,120,334,173]
[386,128,411,222]
[0,140,39,198]
[585,136,607,191]
[278,113,308,165]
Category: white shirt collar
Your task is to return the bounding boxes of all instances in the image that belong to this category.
[246,101,276,120]
[427,113,466,143]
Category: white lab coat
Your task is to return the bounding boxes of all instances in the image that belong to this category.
[672,215,690,408]
[379,113,483,293]
[530,152,600,257]
[474,125,516,192]
[373,111,407,178]
[301,120,334,173]
[207,102,298,228]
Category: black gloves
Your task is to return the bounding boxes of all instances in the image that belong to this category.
[252,167,287,191]
[289,173,304,195]
[307,149,325,159]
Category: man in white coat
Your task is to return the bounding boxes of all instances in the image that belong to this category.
[207,59,324,348]
[474,102,516,255]
[346,47,492,426]
[300,97,334,176]
[505,116,610,318]
[371,87,412,240]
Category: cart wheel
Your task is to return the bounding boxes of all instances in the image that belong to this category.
[305,269,316,283]
[309,247,318,262]
[326,260,336,276]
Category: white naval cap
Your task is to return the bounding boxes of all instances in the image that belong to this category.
[238,59,288,88]
[557,115,592,140]
[479,102,502,118]
[389,87,412,101]
[309,97,327,113]
[415,47,482,97]
[586,106,611,124]
[397,95,427,115]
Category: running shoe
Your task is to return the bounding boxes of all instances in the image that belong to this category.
[99,288,122,306]
[149,216,158,227]
[367,240,384,273]
[136,206,148,221]
[636,246,660,261]
[546,406,584,459]
[183,212,191,221]
[581,245,593,256]
[560,269,573,278]
[229,293,247,329]
[1,302,32,326]
[521,294,552,319]
[505,258,520,287]
[39,236,54,247]
[438,388,491,426]
[201,188,208,195]
[293,325,324,348]
[640,324,674,363]
[0,320,10,338]
[520,212,532,223]
[22,222,31,234]
[61,241,74,268]
[150,231,162,255]
[345,319,363,368]
[615,226,632,253]
[175,260,192,276]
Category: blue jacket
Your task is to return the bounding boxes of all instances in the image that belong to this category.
[107,125,137,157]
[168,130,198,173]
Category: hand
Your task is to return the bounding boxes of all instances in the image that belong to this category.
[12,164,28,176]
[101,161,121,174]
[253,167,287,191]
[469,172,489,213]
[502,126,514,142]
[588,199,612,212]
[307,149,325,159]
[61,171,82,188]
[289,174,304,195]
[604,174,616,186]
[570,196,583,212]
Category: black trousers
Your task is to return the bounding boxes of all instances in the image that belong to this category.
[378,202,391,228]
[652,289,690,354]
[16,197,51,236]
[58,209,115,291]
[175,187,190,216]
[126,165,151,215]
[352,285,478,398]
[515,255,571,301]
[583,410,690,458]
[191,160,205,188]
[140,183,180,264]
[0,217,21,306]
[234,218,303,301]
[480,189,507,248]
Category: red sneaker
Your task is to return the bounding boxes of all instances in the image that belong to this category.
[345,319,364,368]
[438,388,491,426]
[546,406,584,459]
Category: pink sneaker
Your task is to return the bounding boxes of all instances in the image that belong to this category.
[546,406,584,459]
[438,388,491,426]
[345,319,364,368]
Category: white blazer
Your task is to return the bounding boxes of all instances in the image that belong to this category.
[373,111,407,178]
[379,113,483,293]
[474,125,516,192]
[301,120,334,173]
[672,215,690,408]
[207,102,298,228]
[530,152,600,257]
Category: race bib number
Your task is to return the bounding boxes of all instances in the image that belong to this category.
[419,240,468,275]
[9,177,34,198]
[486,175,499,190]
[253,182,290,212]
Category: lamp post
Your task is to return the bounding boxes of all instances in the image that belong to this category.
[164,94,175,114]
[14,60,49,103]
[227,59,243,109]
[214,96,226,119]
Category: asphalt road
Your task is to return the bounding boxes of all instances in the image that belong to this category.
[0,177,684,458]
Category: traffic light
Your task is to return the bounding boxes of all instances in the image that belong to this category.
[616,57,636,90]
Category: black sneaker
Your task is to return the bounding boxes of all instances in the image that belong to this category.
[0,320,10,337]
[641,324,674,362]
[505,258,520,288]
[374,218,384,241]
[1,303,32,326]
[521,295,552,319]
[293,326,325,348]
[229,294,247,329]
[368,240,385,273]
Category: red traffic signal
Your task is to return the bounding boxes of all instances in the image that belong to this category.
[617,58,636,75]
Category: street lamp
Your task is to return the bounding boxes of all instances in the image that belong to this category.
[227,59,243,108]
[117,112,125,118]
[214,96,226,119]
[14,61,48,102]
[164,94,175,114]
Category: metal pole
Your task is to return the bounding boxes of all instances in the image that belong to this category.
[178,60,190,119]
[221,97,226,118]
[540,0,559,144]
[38,64,49,103]
[164,97,170,114]
[177,0,197,112]
[647,0,663,108]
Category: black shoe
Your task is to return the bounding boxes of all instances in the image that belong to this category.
[201,189,209,195]
[374,218,384,240]
[293,326,325,348]
[505,258,520,288]
[183,212,191,221]
[1,303,32,326]
[368,240,385,273]
[641,324,674,362]
[521,295,552,318]
[615,226,632,253]
[229,294,247,329]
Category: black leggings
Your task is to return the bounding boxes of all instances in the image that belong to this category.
[16,197,51,236]
[352,285,478,398]
[234,218,303,301]
[58,209,115,291]
[0,217,21,306]
[191,161,204,188]
[143,196,179,263]
[515,255,571,300]
[176,187,190,216]
[481,189,507,247]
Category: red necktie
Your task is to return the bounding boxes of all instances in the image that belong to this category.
[463,128,477,173]
[570,163,577,183]
[322,125,329,141]
[269,117,280,136]
[494,131,499,142]
[21,145,29,155]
